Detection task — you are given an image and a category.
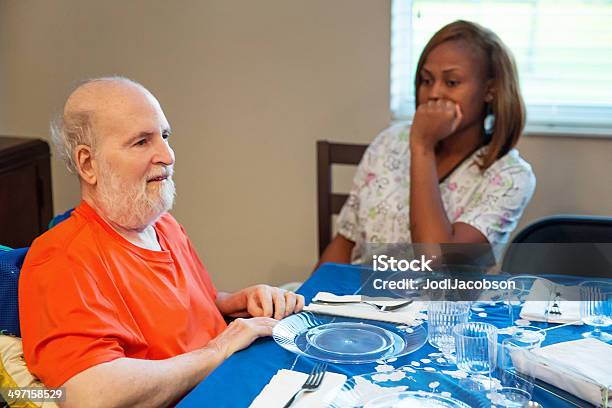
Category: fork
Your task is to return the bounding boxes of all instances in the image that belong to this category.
[282,362,327,408]
[310,299,413,312]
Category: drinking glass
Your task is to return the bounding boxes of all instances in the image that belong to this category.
[506,276,555,326]
[453,322,498,391]
[427,301,471,365]
[493,326,545,407]
[579,280,612,342]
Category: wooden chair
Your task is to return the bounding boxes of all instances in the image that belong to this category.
[316,141,368,256]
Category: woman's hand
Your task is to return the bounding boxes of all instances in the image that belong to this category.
[410,99,463,151]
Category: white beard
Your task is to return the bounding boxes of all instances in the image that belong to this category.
[94,159,176,230]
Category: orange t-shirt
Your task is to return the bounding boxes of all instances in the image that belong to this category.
[18,201,227,387]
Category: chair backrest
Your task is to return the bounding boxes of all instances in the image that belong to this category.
[0,212,73,338]
[316,141,368,255]
[0,247,29,336]
[48,208,74,229]
[502,215,612,277]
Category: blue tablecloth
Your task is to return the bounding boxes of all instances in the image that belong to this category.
[178,263,601,407]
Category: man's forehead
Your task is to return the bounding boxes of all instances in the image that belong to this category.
[65,79,149,112]
[64,79,168,134]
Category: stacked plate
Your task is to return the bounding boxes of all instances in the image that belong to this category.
[273,312,427,364]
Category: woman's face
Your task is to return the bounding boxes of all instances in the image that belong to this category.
[417,40,493,135]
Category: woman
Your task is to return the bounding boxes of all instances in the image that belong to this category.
[319,20,536,265]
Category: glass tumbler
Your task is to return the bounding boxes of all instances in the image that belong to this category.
[453,322,498,391]
[427,301,471,364]
[506,275,555,326]
[494,326,545,407]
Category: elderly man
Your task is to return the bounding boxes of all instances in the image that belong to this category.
[19,77,304,407]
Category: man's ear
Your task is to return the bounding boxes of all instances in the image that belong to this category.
[484,79,494,103]
[74,145,97,185]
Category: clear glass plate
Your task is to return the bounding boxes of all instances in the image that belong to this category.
[306,322,395,356]
[330,368,491,408]
[273,312,426,364]
[365,391,472,408]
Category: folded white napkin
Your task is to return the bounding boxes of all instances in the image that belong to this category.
[303,292,426,325]
[520,280,582,324]
[516,338,612,406]
[249,368,347,408]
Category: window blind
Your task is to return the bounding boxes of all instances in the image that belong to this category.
[391,0,612,135]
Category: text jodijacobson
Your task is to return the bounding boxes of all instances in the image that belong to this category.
[372,278,515,291]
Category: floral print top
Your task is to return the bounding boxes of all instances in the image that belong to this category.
[336,124,536,263]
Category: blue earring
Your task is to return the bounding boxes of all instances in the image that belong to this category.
[484,104,495,136]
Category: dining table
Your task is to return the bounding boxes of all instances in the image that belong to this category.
[178,262,607,407]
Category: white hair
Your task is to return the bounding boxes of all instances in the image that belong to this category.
[50,76,146,173]
[95,155,175,230]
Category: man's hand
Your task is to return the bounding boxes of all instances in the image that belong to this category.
[209,317,277,359]
[61,318,277,408]
[410,99,463,151]
[216,285,305,320]
[242,285,305,320]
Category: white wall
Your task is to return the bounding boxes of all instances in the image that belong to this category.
[1,1,610,290]
[0,0,391,290]
[517,134,612,227]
